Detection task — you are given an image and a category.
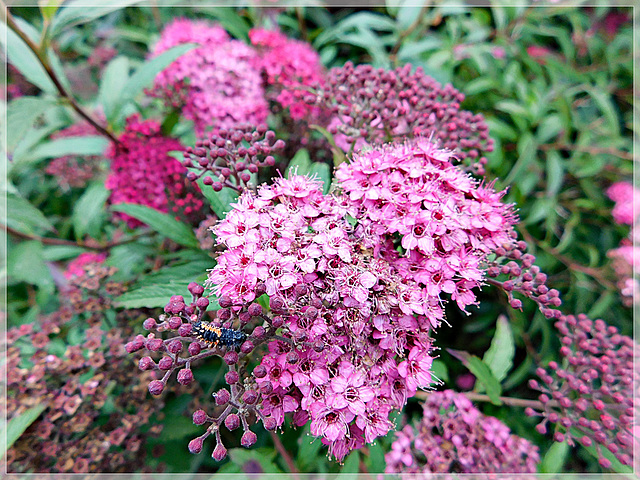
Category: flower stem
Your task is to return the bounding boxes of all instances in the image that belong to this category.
[269,430,300,478]
[3,6,122,147]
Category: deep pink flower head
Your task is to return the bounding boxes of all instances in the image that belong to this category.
[105,115,204,228]
[150,19,268,136]
[64,252,107,279]
[249,28,324,120]
[385,390,540,473]
[607,181,639,226]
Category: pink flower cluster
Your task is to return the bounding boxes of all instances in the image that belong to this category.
[63,252,107,279]
[385,390,540,474]
[335,140,518,316]
[45,121,104,190]
[150,19,268,136]
[105,115,204,228]
[249,28,324,119]
[207,139,517,459]
[607,181,640,226]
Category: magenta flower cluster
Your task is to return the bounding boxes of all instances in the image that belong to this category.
[607,181,639,226]
[105,115,204,228]
[63,252,107,280]
[150,19,268,136]
[249,28,324,120]
[205,139,518,459]
[385,390,540,474]
[527,314,635,469]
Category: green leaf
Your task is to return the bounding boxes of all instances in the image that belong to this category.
[397,0,426,30]
[115,43,198,114]
[286,149,312,177]
[341,450,360,473]
[110,203,199,248]
[39,0,63,21]
[133,258,210,289]
[448,349,502,405]
[4,193,55,236]
[545,151,564,197]
[541,440,569,473]
[98,56,130,123]
[482,315,515,384]
[570,428,633,475]
[308,162,332,194]
[227,447,283,473]
[1,404,46,458]
[197,181,239,219]
[42,245,88,262]
[503,132,538,186]
[7,240,53,291]
[197,7,250,40]
[72,182,110,239]
[430,359,449,383]
[7,97,57,151]
[297,424,323,470]
[364,441,386,473]
[18,136,108,165]
[113,282,190,309]
[0,22,56,93]
[50,0,146,36]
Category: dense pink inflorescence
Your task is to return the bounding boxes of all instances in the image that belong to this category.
[310,62,493,173]
[527,314,635,469]
[249,28,324,120]
[45,121,104,190]
[607,181,640,226]
[105,115,204,228]
[385,390,540,474]
[150,19,268,136]
[64,252,108,279]
[205,139,518,459]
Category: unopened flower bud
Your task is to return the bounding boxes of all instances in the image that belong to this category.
[224,351,238,365]
[224,414,240,431]
[225,371,239,384]
[215,389,230,405]
[177,368,194,385]
[193,410,207,425]
[158,356,173,370]
[168,339,183,354]
[148,380,165,396]
[188,437,203,454]
[212,443,227,461]
[241,430,258,447]
[143,318,157,330]
[242,390,258,405]
[139,356,155,371]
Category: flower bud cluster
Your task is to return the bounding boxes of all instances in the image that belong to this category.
[149,19,268,136]
[106,115,205,228]
[249,28,324,120]
[526,314,634,469]
[62,253,126,315]
[385,390,540,473]
[45,121,104,191]
[309,62,493,173]
[6,264,161,473]
[182,124,284,194]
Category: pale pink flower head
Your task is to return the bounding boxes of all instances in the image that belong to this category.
[607,181,640,226]
[150,19,268,136]
[64,252,107,279]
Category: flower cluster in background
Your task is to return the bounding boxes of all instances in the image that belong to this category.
[105,115,205,228]
[606,181,639,306]
[310,62,493,174]
[149,19,268,136]
[249,28,324,120]
[5,256,162,473]
[385,390,540,473]
[45,121,104,191]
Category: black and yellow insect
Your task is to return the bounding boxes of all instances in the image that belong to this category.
[191,321,247,349]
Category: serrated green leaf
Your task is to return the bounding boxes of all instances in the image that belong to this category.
[110,203,199,248]
[72,182,110,239]
[541,440,569,473]
[7,97,57,152]
[448,349,502,405]
[286,149,311,178]
[482,315,514,384]
[115,43,198,115]
[4,193,55,235]
[42,245,88,262]
[1,404,46,458]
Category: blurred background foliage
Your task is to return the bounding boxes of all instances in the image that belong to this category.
[2,1,635,474]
